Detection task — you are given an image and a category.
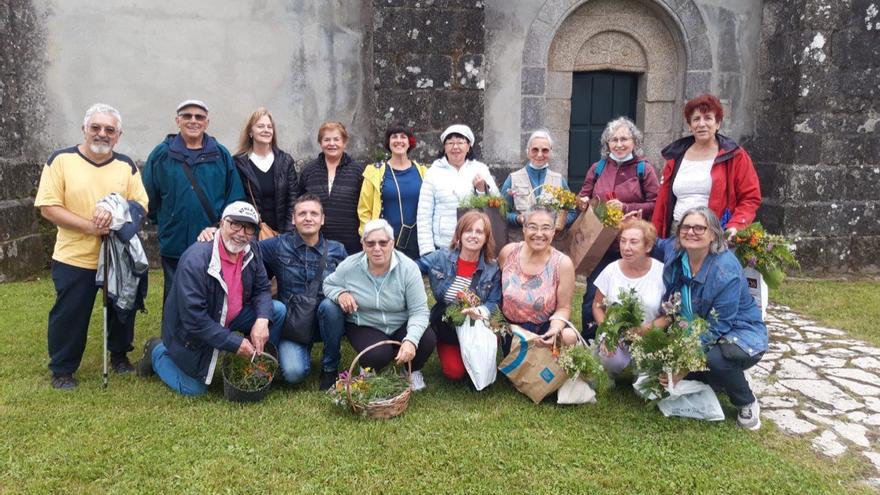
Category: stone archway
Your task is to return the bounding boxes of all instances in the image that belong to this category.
[520,0,711,175]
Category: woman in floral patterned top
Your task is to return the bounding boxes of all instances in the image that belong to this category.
[498,205,579,353]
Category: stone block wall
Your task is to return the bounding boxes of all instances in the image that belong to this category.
[0,1,52,281]
[745,0,880,272]
[372,0,485,165]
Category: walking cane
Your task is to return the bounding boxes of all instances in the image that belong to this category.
[102,235,109,389]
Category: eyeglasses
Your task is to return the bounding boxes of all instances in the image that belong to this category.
[608,137,632,144]
[679,224,708,235]
[444,140,469,148]
[364,239,391,248]
[178,112,208,122]
[525,224,554,234]
[87,124,118,137]
[225,219,257,235]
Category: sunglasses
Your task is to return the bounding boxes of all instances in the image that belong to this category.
[178,112,208,122]
[87,124,118,137]
[364,239,391,248]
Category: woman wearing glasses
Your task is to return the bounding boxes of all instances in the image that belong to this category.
[652,94,761,240]
[655,206,767,430]
[417,124,499,257]
[416,211,501,384]
[577,116,659,338]
[233,108,298,236]
[498,205,579,353]
[501,129,576,239]
[323,219,435,391]
[357,123,427,260]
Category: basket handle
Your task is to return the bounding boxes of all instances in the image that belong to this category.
[549,315,589,348]
[345,339,413,411]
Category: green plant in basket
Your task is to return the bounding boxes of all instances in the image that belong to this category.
[557,343,610,393]
[459,194,508,216]
[328,367,410,415]
[222,352,278,392]
[597,288,645,351]
[730,222,799,289]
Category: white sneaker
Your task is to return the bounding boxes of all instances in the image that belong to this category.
[737,400,761,430]
[409,370,426,392]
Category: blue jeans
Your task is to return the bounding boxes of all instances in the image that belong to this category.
[278,298,346,384]
[152,300,287,396]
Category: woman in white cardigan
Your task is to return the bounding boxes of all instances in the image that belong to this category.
[417,124,499,256]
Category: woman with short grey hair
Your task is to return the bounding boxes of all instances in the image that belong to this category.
[501,129,576,233]
[323,218,435,391]
[576,116,660,338]
[654,206,768,429]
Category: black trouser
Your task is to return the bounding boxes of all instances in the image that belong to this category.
[686,343,763,407]
[161,256,179,305]
[345,322,437,371]
[580,249,621,340]
[429,303,458,345]
[48,261,135,374]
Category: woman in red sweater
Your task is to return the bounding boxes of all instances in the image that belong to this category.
[652,94,762,239]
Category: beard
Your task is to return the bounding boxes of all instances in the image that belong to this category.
[89,141,112,155]
[222,235,247,254]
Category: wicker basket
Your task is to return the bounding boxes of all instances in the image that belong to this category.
[345,340,412,419]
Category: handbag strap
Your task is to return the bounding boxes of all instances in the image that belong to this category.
[180,159,219,224]
[306,242,329,294]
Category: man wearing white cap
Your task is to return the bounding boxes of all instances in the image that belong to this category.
[416,124,499,255]
[135,201,286,396]
[142,99,244,304]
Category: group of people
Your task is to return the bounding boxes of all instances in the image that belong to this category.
[36,93,769,429]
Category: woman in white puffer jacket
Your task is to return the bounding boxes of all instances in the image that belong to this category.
[417,124,499,256]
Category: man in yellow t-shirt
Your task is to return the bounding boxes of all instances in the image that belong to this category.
[34,103,149,390]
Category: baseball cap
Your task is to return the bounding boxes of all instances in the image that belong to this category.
[176,99,209,113]
[222,201,260,226]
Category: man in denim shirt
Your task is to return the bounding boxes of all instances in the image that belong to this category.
[260,194,348,390]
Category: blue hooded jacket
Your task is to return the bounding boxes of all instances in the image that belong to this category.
[142,133,245,259]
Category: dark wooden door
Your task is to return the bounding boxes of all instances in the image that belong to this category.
[568,71,638,191]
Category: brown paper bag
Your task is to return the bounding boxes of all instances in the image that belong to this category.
[498,326,567,403]
[457,207,508,258]
[561,205,618,275]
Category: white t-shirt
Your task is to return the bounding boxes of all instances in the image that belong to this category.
[594,259,665,324]
[672,158,713,221]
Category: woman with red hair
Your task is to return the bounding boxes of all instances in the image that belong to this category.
[416,211,501,386]
[652,94,761,239]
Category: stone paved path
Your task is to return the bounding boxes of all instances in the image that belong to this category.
[753,303,880,489]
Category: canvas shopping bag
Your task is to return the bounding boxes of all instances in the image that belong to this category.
[561,203,618,275]
[455,318,498,391]
[498,326,567,403]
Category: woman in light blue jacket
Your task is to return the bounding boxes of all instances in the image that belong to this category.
[323,219,434,391]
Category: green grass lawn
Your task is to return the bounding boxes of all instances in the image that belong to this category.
[0,272,876,494]
[771,278,880,347]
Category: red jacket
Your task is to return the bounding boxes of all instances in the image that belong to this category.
[652,134,761,238]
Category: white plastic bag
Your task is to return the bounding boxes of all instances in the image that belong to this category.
[557,376,596,404]
[456,318,498,391]
[634,373,725,421]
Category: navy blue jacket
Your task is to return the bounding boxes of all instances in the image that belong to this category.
[142,133,245,259]
[161,236,273,383]
[416,248,502,314]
